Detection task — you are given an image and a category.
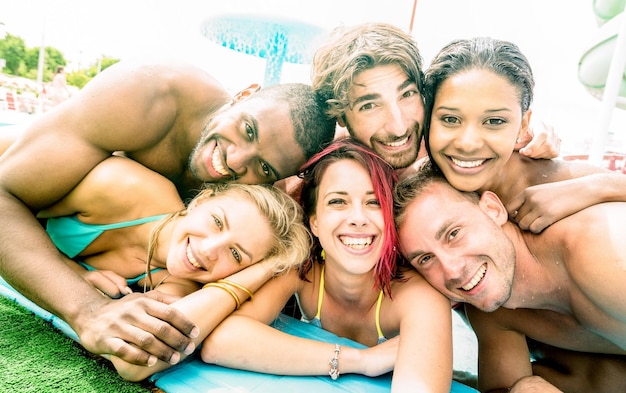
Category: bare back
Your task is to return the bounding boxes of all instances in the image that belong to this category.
[0,61,229,209]
[469,200,626,355]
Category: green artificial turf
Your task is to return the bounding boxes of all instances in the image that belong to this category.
[0,296,158,393]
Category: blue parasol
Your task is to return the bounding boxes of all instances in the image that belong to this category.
[201,14,327,86]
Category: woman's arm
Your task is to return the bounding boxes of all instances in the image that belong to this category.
[505,157,626,233]
[391,273,453,393]
[110,258,276,381]
[201,272,396,378]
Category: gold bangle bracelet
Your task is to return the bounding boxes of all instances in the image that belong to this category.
[217,279,254,300]
[203,282,241,309]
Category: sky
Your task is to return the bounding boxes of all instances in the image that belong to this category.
[1,0,625,156]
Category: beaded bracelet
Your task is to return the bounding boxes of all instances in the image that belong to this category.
[203,282,241,309]
[329,344,341,380]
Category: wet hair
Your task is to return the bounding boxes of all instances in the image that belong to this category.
[250,83,336,160]
[311,22,424,121]
[423,37,534,159]
[393,160,480,229]
[297,138,399,295]
[146,183,311,289]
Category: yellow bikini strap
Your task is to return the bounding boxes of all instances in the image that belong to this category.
[315,264,325,320]
[375,290,384,340]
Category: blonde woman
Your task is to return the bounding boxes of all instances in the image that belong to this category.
[37,155,311,380]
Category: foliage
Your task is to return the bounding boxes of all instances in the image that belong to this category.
[0,33,27,75]
[0,31,120,89]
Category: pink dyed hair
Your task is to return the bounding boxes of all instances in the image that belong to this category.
[297,138,399,295]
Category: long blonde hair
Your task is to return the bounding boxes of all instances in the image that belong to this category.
[145,183,311,290]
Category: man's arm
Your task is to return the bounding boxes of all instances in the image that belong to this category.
[466,305,538,392]
[111,259,276,381]
[0,62,199,365]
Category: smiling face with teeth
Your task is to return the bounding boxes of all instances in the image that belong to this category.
[427,69,531,193]
[341,64,424,172]
[396,180,515,312]
[308,159,385,276]
[165,193,274,284]
[188,95,306,185]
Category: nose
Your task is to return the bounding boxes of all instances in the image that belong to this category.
[226,143,256,176]
[199,236,226,261]
[454,124,483,153]
[347,204,370,227]
[439,256,467,286]
[383,103,407,137]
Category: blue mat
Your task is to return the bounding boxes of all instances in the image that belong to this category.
[0,276,477,392]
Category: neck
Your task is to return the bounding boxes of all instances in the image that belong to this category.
[321,260,380,309]
[502,222,570,313]
[148,215,177,269]
[479,154,531,205]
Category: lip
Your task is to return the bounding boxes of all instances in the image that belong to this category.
[204,141,232,179]
[184,238,206,272]
[338,234,376,255]
[459,263,487,294]
[445,154,492,175]
[376,133,413,152]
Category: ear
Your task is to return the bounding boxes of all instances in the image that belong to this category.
[337,115,346,128]
[309,214,319,238]
[231,83,261,105]
[478,191,509,226]
[515,108,533,142]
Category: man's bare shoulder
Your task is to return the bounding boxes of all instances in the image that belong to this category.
[84,61,229,108]
[546,201,626,255]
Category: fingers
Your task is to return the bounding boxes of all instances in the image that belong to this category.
[513,129,534,152]
[105,336,159,367]
[85,271,132,298]
[518,121,561,159]
[514,211,550,234]
[130,297,199,355]
[77,294,199,366]
[144,288,183,305]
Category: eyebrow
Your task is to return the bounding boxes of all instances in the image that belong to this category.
[351,78,416,107]
[436,217,455,241]
[324,189,375,198]
[220,207,253,262]
[435,105,513,114]
[403,216,455,262]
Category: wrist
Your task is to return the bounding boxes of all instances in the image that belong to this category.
[328,344,341,380]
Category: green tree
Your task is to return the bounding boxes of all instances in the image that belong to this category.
[0,33,27,75]
[66,71,90,89]
[1,31,120,90]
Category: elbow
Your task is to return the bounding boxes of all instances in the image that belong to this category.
[119,372,146,383]
[111,357,154,382]
[199,332,221,364]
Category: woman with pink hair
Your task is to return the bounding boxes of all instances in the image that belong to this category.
[200,138,454,392]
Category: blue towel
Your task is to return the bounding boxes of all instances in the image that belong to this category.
[0,276,477,392]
